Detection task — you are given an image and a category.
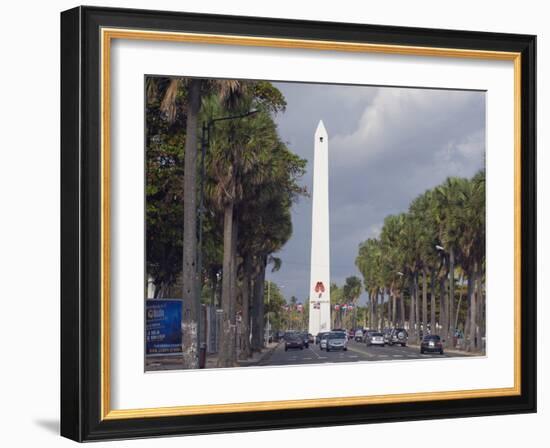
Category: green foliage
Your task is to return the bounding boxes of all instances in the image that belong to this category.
[264,282,289,331]
[355,171,486,336]
[145,76,306,302]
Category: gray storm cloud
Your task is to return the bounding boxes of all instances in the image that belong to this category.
[267,82,485,305]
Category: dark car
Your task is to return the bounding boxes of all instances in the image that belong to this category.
[285,333,304,351]
[307,333,314,343]
[420,335,444,354]
[388,328,408,347]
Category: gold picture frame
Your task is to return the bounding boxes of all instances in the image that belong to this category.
[61,6,536,441]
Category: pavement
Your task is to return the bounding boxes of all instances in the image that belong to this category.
[145,340,479,371]
[261,339,474,366]
[146,342,280,371]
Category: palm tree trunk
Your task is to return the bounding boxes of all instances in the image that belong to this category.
[378,288,384,330]
[409,277,416,337]
[448,247,455,346]
[422,269,428,336]
[439,277,447,340]
[477,269,485,349]
[218,202,235,367]
[468,261,478,352]
[399,290,405,327]
[430,269,436,335]
[391,285,397,327]
[465,270,473,345]
[229,213,239,365]
[181,78,202,369]
[454,273,464,333]
[238,255,252,360]
[251,257,266,351]
[415,272,420,340]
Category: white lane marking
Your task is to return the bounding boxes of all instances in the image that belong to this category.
[393,355,404,358]
[347,355,359,358]
[319,356,328,359]
[304,357,312,360]
[308,347,323,359]
[378,355,389,358]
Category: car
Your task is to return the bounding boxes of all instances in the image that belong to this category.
[307,333,314,343]
[316,331,329,344]
[366,332,385,347]
[420,335,444,354]
[363,330,375,343]
[382,328,392,344]
[388,328,408,347]
[319,332,331,350]
[326,332,348,351]
[285,333,304,351]
[354,329,364,342]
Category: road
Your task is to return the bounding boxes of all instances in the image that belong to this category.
[260,339,469,366]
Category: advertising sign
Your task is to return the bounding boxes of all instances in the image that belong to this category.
[146,299,183,355]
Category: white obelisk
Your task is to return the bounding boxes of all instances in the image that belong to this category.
[308,120,331,336]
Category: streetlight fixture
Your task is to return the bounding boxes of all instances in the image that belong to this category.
[435,244,445,251]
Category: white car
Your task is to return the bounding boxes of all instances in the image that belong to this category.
[319,333,330,350]
[367,332,385,347]
[326,333,348,351]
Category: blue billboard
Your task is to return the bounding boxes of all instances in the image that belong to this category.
[146,299,183,355]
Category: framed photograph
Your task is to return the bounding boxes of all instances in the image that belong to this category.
[60,6,536,442]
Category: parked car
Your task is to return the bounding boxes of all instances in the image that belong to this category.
[388,328,408,347]
[420,335,444,355]
[319,332,331,350]
[354,329,364,342]
[307,333,314,343]
[285,333,304,351]
[366,332,385,347]
[326,332,348,351]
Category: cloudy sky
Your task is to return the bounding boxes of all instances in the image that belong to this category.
[267,81,486,305]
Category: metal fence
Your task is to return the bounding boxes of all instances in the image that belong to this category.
[204,305,223,354]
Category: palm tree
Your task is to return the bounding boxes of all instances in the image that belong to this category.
[154,77,247,368]
[456,171,485,350]
[343,276,362,329]
[356,172,485,350]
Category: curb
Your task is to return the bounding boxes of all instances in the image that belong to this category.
[407,343,480,356]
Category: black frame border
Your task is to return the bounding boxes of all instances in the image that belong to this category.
[61,6,536,442]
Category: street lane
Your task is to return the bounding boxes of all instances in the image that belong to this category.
[260,339,469,366]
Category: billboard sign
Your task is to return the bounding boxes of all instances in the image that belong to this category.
[146,299,183,355]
